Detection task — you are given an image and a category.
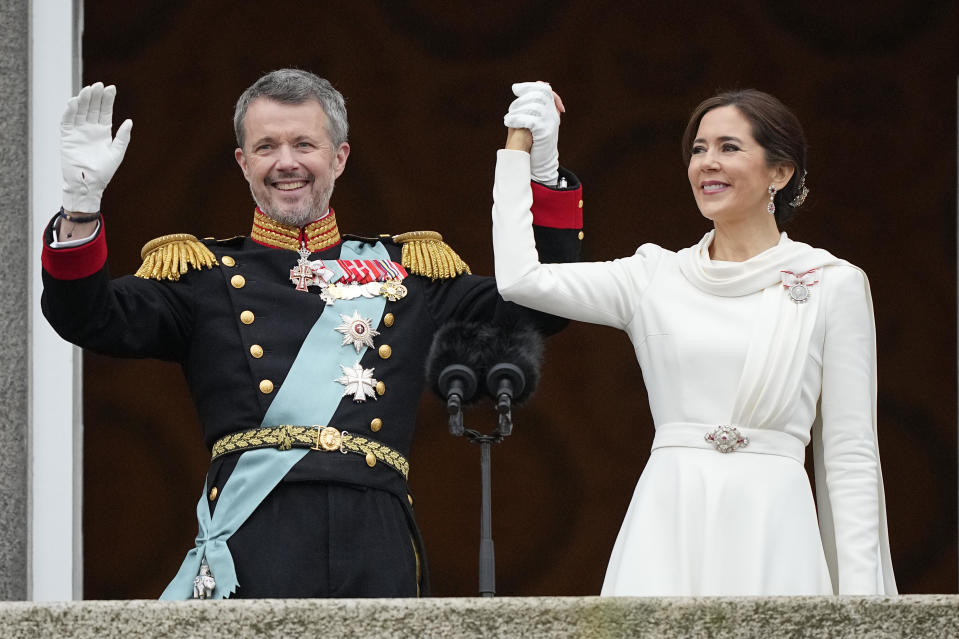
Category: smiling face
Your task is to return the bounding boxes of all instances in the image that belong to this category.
[687,105,791,225]
[235,97,350,227]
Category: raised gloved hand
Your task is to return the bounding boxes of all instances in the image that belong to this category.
[60,82,133,213]
[503,81,564,185]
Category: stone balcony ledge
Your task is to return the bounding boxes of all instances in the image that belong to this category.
[1,595,957,638]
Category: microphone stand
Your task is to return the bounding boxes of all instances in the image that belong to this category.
[452,363,523,598]
[432,323,537,598]
[462,424,508,598]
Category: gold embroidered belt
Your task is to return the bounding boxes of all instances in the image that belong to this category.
[211,425,409,480]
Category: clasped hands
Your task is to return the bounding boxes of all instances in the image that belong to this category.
[503,81,565,185]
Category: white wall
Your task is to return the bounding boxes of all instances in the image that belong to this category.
[29,0,82,601]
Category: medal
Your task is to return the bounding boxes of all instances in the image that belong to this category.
[289,245,339,295]
[335,362,378,402]
[290,245,407,302]
[380,280,408,302]
[192,559,216,599]
[781,269,819,304]
[290,246,319,292]
[320,281,383,305]
[334,310,381,353]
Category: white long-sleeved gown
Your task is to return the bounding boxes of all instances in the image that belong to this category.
[492,150,896,596]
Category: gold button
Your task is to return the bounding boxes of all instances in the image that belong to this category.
[370,418,383,432]
[240,310,254,324]
[578,231,585,240]
[378,344,392,359]
[231,274,246,289]
[221,255,236,267]
[259,379,274,394]
[375,381,386,396]
[578,199,584,208]
[365,452,376,468]
[383,313,395,328]
[250,344,264,359]
[408,494,413,506]
[209,486,218,501]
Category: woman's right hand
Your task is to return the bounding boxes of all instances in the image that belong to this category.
[503,81,564,184]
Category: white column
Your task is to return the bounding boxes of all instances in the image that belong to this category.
[28,0,82,601]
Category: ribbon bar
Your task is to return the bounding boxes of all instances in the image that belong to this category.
[335,259,408,283]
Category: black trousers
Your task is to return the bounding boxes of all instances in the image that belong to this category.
[226,481,420,597]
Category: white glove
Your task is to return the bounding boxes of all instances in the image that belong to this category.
[60,82,133,213]
[503,81,561,185]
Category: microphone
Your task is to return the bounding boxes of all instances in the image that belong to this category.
[426,321,544,599]
[425,322,487,436]
[482,323,544,436]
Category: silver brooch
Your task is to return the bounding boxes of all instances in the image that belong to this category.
[705,425,749,453]
[780,269,819,304]
[334,310,380,353]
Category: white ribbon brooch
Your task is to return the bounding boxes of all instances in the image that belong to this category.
[780,268,819,304]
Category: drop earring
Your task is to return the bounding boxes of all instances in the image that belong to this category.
[767,185,777,215]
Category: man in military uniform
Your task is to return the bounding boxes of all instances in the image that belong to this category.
[41,70,582,598]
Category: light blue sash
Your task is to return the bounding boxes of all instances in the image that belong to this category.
[160,240,390,599]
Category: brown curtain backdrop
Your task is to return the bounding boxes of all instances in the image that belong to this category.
[79,1,958,597]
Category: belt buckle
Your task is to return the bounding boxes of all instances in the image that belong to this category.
[705,425,749,453]
[312,425,343,452]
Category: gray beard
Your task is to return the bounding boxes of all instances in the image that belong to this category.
[252,178,335,227]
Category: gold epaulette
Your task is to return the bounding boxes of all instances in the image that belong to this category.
[135,233,219,281]
[393,230,471,280]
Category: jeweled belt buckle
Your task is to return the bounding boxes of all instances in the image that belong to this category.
[313,425,344,452]
[705,425,749,453]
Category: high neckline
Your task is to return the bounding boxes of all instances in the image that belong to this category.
[250,207,342,253]
[678,230,839,297]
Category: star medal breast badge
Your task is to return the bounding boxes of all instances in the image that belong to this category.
[334,310,381,353]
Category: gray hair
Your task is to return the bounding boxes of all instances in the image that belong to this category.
[233,69,349,149]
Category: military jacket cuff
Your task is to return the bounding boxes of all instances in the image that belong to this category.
[41,211,108,280]
[530,166,583,229]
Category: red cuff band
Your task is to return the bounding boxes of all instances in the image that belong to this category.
[41,218,108,280]
[530,181,583,229]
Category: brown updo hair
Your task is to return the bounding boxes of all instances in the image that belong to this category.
[681,89,807,225]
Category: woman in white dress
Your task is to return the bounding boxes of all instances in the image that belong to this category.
[492,83,896,596]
